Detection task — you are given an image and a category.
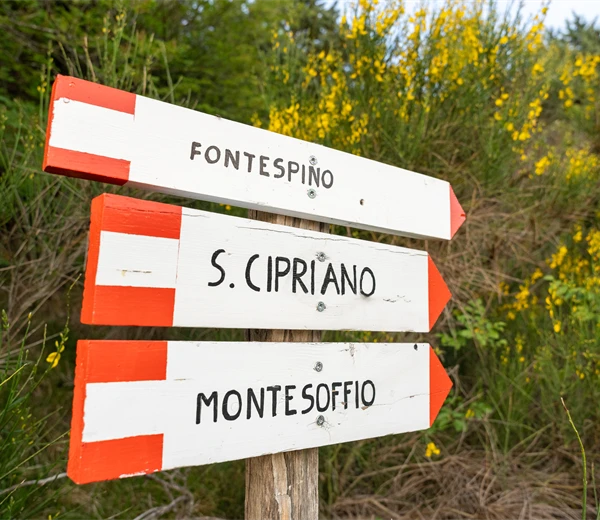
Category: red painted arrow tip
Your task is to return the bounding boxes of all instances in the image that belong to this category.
[449,186,466,238]
[429,346,452,426]
[428,256,451,330]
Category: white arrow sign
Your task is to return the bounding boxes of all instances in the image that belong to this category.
[68,340,453,484]
[44,75,465,240]
[82,194,451,332]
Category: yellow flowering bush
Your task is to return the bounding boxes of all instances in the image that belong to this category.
[262,0,553,188]
[263,1,600,455]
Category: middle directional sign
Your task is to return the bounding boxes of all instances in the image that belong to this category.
[82,194,451,331]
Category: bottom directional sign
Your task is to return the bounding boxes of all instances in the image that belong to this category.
[68,340,452,484]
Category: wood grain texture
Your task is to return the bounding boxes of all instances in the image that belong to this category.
[44,75,466,240]
[246,210,326,520]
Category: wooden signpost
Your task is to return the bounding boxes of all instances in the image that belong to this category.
[41,75,465,519]
[43,75,465,240]
[68,340,452,485]
[82,193,451,332]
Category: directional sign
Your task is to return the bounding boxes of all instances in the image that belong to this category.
[43,75,466,240]
[68,340,452,484]
[82,194,451,332]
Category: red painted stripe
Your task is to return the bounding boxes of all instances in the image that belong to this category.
[68,340,89,486]
[68,341,166,484]
[428,256,451,330]
[449,186,466,238]
[82,286,176,326]
[43,147,130,185]
[83,340,168,383]
[81,196,104,326]
[43,77,60,178]
[101,194,183,239]
[81,195,179,326]
[429,346,452,426]
[69,435,163,484]
[51,75,136,114]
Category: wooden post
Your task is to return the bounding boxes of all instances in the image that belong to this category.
[245,210,328,520]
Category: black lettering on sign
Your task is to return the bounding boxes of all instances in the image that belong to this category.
[301,384,315,414]
[331,382,342,411]
[259,155,270,177]
[247,387,265,419]
[309,166,320,187]
[343,381,352,409]
[292,258,308,294]
[273,158,285,178]
[316,383,330,412]
[245,254,261,292]
[322,169,334,189]
[208,249,226,287]
[196,391,218,424]
[266,385,281,417]
[205,145,221,164]
[266,256,273,292]
[287,161,299,182]
[190,141,202,160]
[341,264,357,295]
[225,149,240,170]
[321,263,341,295]
[360,267,376,297]
[275,256,291,292]
[244,152,255,173]
[310,260,316,295]
[285,385,297,416]
[361,380,376,407]
[223,390,242,421]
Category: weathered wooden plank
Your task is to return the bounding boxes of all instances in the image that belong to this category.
[43,75,466,240]
[67,340,452,484]
[244,210,326,520]
[81,194,451,332]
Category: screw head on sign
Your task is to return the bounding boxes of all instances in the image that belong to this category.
[317,252,326,262]
[414,344,418,351]
[316,415,325,426]
[309,155,318,165]
[314,361,323,372]
[307,188,317,199]
[63,98,70,104]
[317,301,326,312]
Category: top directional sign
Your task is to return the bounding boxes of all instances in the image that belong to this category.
[43,75,466,240]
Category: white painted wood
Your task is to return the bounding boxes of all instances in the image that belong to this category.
[174,207,428,331]
[89,201,446,332]
[50,99,135,158]
[95,231,179,288]
[48,93,460,240]
[82,342,432,470]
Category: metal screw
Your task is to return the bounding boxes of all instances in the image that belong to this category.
[314,361,323,372]
[316,301,326,312]
[317,252,326,262]
[63,98,70,104]
[309,155,318,165]
[414,344,418,350]
[307,188,317,199]
[316,415,325,426]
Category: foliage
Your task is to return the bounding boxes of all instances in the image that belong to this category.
[1,0,600,518]
[0,311,68,519]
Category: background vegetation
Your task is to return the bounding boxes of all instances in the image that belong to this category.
[0,0,598,518]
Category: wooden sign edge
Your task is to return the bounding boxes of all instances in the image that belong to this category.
[67,340,453,485]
